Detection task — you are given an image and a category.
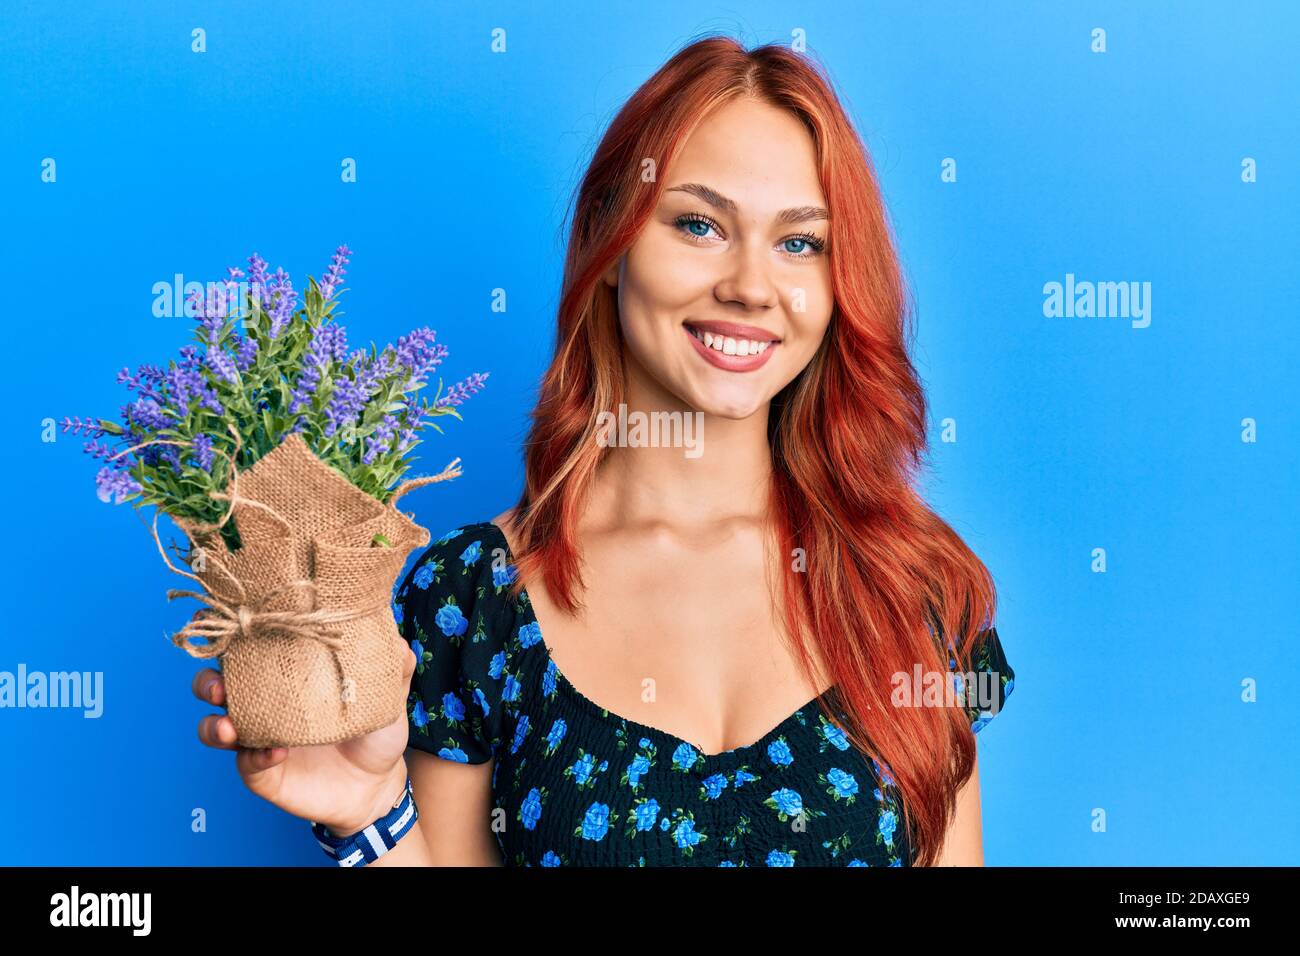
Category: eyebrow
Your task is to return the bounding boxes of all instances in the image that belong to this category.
[664,182,829,225]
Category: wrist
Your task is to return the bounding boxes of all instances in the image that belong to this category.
[325,763,410,838]
[310,766,420,868]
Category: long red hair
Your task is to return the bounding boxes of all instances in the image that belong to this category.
[506,34,997,866]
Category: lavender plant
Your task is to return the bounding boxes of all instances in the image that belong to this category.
[65,245,488,551]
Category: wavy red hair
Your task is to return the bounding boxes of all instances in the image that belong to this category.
[505,34,997,866]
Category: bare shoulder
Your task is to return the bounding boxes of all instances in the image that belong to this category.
[490,506,519,550]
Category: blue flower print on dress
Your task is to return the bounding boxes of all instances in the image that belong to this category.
[821,767,860,804]
[544,718,567,756]
[659,809,707,857]
[565,750,609,791]
[492,562,519,590]
[625,797,661,837]
[511,714,530,755]
[519,787,545,831]
[817,715,851,752]
[767,737,794,767]
[503,673,522,704]
[576,802,617,841]
[766,849,796,867]
[433,527,463,545]
[734,767,760,789]
[440,691,467,724]
[413,563,435,590]
[409,638,430,675]
[438,740,469,762]
[699,773,728,800]
[766,787,804,822]
[878,810,898,848]
[433,599,468,639]
[517,621,542,649]
[622,740,657,791]
[459,540,483,569]
[671,742,702,773]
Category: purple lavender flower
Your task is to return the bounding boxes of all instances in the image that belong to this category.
[205,345,239,384]
[393,403,424,454]
[266,267,298,338]
[117,364,167,403]
[247,253,270,308]
[289,322,348,414]
[95,465,142,504]
[189,286,230,345]
[166,363,223,418]
[363,413,399,464]
[125,398,172,431]
[435,372,490,408]
[60,416,106,438]
[191,433,215,471]
[395,328,448,388]
[82,439,113,460]
[159,444,183,475]
[323,374,365,437]
[319,244,351,301]
[324,349,396,439]
[234,335,259,372]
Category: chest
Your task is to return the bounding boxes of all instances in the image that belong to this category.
[522,525,832,756]
[491,672,908,867]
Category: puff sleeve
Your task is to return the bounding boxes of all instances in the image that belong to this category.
[950,626,1016,734]
[394,526,511,764]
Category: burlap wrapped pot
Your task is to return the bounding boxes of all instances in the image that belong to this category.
[156,432,456,749]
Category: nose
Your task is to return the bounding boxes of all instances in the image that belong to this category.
[713,241,780,311]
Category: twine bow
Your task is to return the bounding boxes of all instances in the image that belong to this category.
[109,423,463,661]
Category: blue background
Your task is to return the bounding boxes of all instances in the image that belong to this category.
[1,1,1296,865]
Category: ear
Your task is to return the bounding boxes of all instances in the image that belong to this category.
[601,255,621,289]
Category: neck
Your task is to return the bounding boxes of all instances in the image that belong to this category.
[584,364,773,533]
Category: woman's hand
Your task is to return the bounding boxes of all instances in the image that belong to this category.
[192,632,416,836]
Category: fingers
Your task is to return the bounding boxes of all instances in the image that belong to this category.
[192,668,226,707]
[235,745,288,778]
[399,633,417,680]
[194,669,238,751]
[198,713,241,751]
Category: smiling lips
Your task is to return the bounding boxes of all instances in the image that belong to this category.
[683,320,781,372]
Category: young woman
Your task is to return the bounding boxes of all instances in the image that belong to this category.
[192,34,1015,867]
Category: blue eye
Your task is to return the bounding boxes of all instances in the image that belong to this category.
[674,213,826,258]
[782,233,827,257]
[676,215,718,239]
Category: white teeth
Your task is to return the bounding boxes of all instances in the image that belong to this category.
[687,325,774,356]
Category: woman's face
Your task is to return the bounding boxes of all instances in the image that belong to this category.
[604,95,834,420]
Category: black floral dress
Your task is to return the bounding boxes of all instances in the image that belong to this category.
[393,521,1015,867]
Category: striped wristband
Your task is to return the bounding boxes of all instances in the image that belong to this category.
[310,775,419,867]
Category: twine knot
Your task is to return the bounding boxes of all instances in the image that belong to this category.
[236,605,255,642]
[164,580,373,660]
